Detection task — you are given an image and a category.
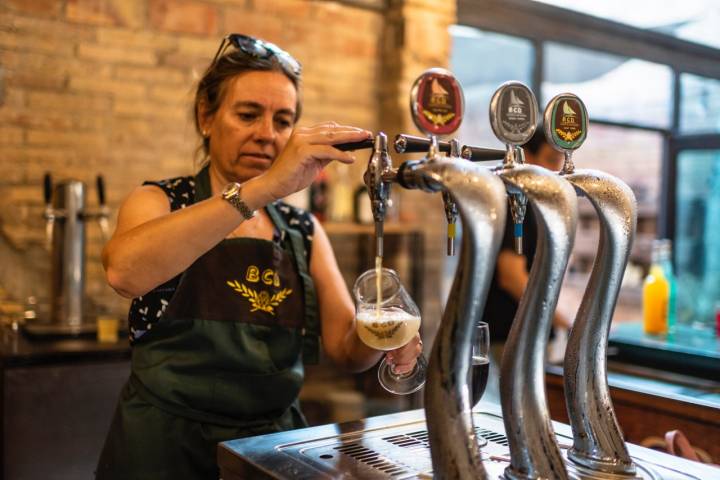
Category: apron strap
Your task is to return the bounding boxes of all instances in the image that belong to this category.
[194,164,212,202]
[267,203,321,364]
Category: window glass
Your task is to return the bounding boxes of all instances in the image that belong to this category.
[564,124,664,322]
[675,149,720,332]
[680,73,720,134]
[450,25,534,149]
[532,0,720,50]
[542,43,673,129]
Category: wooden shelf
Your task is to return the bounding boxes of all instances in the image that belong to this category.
[321,221,423,235]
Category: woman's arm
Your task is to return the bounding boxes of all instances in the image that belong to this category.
[310,218,421,373]
[102,185,262,298]
[103,124,369,298]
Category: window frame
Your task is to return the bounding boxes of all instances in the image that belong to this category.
[457,0,720,248]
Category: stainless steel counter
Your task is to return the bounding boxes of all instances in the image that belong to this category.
[218,403,719,479]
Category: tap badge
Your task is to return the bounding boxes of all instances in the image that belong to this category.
[410,68,464,136]
[546,94,587,151]
[490,82,537,145]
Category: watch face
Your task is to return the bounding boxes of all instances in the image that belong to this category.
[223,182,240,198]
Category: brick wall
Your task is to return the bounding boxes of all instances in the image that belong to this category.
[0,0,455,321]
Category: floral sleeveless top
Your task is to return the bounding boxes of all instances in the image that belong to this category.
[126,174,314,343]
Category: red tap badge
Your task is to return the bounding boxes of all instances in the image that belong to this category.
[410,68,464,136]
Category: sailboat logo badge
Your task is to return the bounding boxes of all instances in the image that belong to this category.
[553,98,584,144]
[421,76,456,127]
[562,101,578,125]
[430,78,449,107]
[508,89,525,115]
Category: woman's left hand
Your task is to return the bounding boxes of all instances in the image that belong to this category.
[385,334,423,374]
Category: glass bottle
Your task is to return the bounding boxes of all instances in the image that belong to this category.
[643,240,671,335]
[656,239,677,333]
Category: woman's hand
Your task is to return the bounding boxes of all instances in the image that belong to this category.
[257,122,371,202]
[385,334,423,375]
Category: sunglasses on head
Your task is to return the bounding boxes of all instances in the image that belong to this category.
[211,33,302,76]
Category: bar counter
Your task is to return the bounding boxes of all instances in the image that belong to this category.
[218,402,720,479]
[1,327,130,480]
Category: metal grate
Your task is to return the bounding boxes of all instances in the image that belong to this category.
[382,426,509,449]
[333,443,412,477]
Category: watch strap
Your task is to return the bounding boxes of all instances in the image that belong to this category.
[223,183,255,220]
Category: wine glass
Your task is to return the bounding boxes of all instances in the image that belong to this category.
[470,322,490,408]
[353,267,427,395]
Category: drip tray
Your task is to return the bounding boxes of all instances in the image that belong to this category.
[291,413,513,479]
[219,409,714,480]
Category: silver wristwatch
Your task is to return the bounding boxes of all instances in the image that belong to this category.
[221,182,255,220]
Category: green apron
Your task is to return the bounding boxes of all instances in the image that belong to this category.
[96,168,319,479]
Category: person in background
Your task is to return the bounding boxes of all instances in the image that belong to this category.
[96,34,421,479]
[480,127,572,402]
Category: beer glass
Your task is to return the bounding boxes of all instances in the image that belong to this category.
[470,322,490,408]
[353,267,427,395]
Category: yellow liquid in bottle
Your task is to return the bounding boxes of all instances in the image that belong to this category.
[643,265,669,335]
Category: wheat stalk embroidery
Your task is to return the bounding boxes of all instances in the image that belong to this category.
[422,109,455,127]
[556,128,582,142]
[226,279,292,315]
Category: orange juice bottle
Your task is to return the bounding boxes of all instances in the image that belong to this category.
[643,241,670,335]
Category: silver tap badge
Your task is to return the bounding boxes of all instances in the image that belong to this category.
[543,93,588,152]
[489,81,537,145]
[410,68,464,136]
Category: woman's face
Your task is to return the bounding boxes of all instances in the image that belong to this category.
[202,70,298,183]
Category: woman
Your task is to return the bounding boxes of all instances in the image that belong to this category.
[96,34,421,479]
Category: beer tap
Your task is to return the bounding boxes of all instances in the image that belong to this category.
[362,133,395,259]
[442,140,460,255]
[467,81,579,480]
[32,173,112,335]
[543,94,639,478]
[43,172,55,250]
[489,84,532,256]
[360,68,507,479]
[95,175,110,239]
[395,134,504,256]
[395,132,460,255]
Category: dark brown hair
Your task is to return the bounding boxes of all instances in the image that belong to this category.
[193,47,302,163]
[522,124,549,155]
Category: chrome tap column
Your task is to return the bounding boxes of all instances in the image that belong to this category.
[402,154,506,480]
[364,68,507,479]
[31,174,110,335]
[487,82,579,480]
[544,94,639,477]
[49,179,87,330]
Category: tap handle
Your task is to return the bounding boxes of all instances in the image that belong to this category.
[43,172,53,206]
[543,93,588,174]
[96,175,106,206]
[394,134,452,154]
[95,174,111,239]
[334,138,375,151]
[460,145,506,162]
[489,81,538,166]
[43,172,54,249]
[409,68,464,137]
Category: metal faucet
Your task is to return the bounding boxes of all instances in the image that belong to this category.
[467,81,580,480]
[543,94,639,477]
[34,173,110,335]
[394,133,461,255]
[363,133,394,259]
[360,68,508,479]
